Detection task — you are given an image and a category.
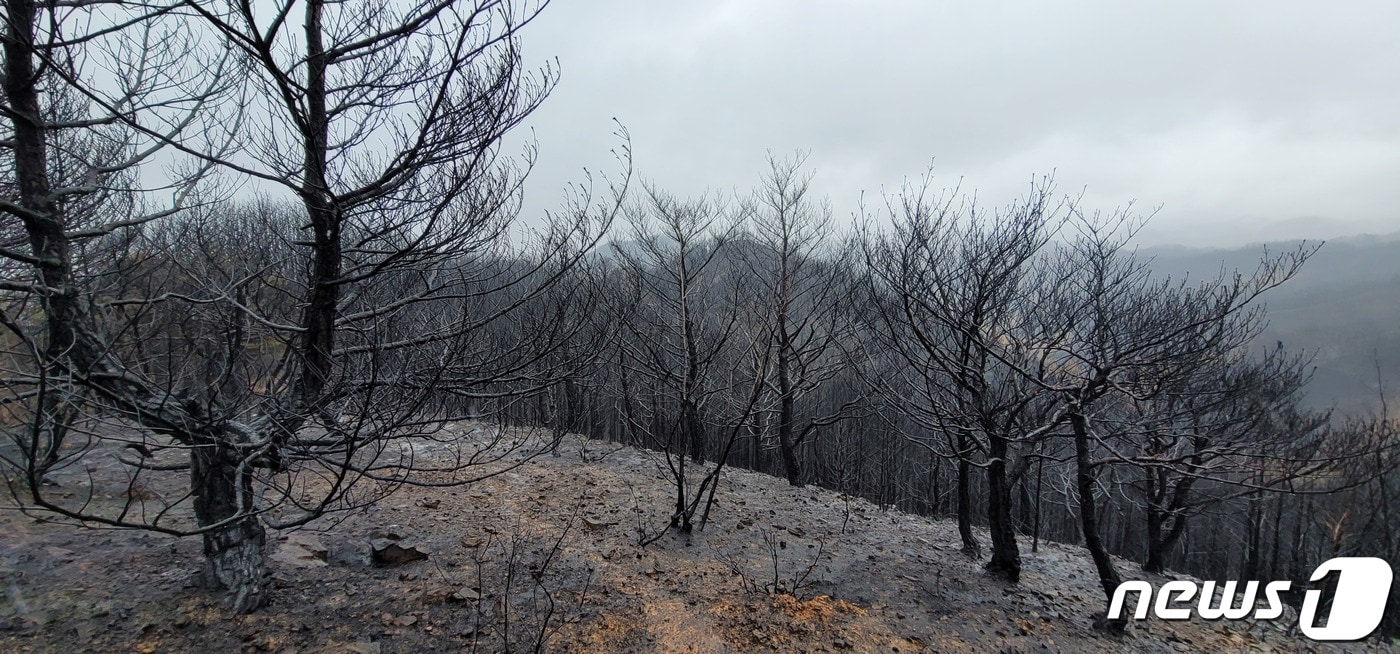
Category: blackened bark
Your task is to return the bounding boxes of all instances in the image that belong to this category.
[1142,471,1193,574]
[4,0,82,468]
[1144,511,1187,575]
[1144,508,1166,574]
[297,0,339,405]
[192,440,268,614]
[672,450,690,532]
[1015,473,1033,535]
[985,433,1021,583]
[774,315,805,487]
[748,421,764,472]
[563,376,583,431]
[1244,488,1263,580]
[681,295,704,464]
[956,440,980,557]
[775,419,803,489]
[1071,409,1126,634]
[1032,454,1044,553]
[683,397,704,466]
[1269,491,1284,581]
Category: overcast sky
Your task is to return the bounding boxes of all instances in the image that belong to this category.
[509,0,1399,247]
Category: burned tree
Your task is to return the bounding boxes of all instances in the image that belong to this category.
[738,151,862,487]
[1,0,621,613]
[861,174,1065,583]
[1123,345,1327,575]
[1028,211,1316,631]
[605,184,767,541]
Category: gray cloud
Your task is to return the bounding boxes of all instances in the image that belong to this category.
[512,0,1400,246]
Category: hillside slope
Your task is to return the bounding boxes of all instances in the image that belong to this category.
[0,426,1387,653]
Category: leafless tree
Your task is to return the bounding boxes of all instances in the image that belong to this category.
[1,0,624,613]
[737,150,862,486]
[860,173,1065,583]
[1119,344,1328,574]
[1025,210,1316,631]
[605,183,768,541]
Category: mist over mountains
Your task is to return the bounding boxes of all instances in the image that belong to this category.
[1141,230,1400,416]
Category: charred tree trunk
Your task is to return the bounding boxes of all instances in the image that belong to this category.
[296,0,339,407]
[1032,453,1044,553]
[985,433,1021,583]
[956,436,980,557]
[192,438,268,614]
[1142,511,1191,576]
[5,0,79,470]
[1244,488,1264,580]
[775,329,803,486]
[682,301,705,464]
[1071,409,1126,634]
[563,376,583,435]
[683,398,705,468]
[1015,473,1033,534]
[1142,472,1192,575]
[1269,491,1285,581]
[930,456,944,516]
[1144,508,1166,574]
[672,448,691,533]
[747,419,763,472]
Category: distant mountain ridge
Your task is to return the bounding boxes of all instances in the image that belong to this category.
[1139,231,1400,416]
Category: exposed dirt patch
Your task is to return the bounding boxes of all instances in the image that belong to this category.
[1,425,1390,652]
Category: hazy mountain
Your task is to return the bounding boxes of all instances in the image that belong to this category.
[1140,231,1400,416]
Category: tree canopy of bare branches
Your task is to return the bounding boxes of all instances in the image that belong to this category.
[1,0,624,613]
